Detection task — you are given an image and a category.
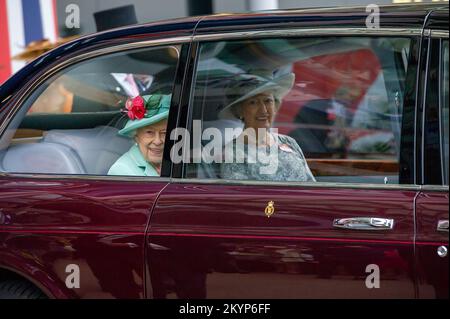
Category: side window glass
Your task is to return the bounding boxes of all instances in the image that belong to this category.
[441,40,449,185]
[0,45,180,176]
[187,37,412,184]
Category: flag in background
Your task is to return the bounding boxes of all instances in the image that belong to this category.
[0,0,58,84]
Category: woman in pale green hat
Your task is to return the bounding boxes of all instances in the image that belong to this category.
[108,94,171,176]
[219,72,316,182]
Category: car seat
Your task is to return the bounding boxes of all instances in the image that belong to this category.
[1,126,133,175]
[2,142,86,174]
[43,126,133,175]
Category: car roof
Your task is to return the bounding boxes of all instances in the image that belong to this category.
[84,3,448,37]
[194,3,448,33]
[13,3,450,65]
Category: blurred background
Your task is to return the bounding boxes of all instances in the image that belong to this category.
[0,0,448,83]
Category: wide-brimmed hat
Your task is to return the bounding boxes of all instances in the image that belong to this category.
[119,94,171,137]
[219,72,295,120]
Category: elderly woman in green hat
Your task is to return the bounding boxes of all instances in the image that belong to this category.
[108,94,171,176]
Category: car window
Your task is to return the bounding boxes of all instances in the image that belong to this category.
[441,40,449,185]
[0,45,180,176]
[185,37,412,184]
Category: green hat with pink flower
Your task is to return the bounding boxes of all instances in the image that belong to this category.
[119,94,171,137]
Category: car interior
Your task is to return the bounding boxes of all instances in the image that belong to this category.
[0,38,411,184]
[0,46,180,176]
[186,37,410,184]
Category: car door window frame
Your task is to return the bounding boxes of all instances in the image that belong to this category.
[177,27,424,190]
[440,38,449,186]
[0,37,192,180]
[422,31,449,187]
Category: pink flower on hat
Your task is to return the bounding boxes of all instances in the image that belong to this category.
[124,96,146,120]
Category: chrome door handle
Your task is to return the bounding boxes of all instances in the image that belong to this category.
[333,217,394,230]
[437,220,449,232]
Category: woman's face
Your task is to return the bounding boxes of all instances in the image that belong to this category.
[135,119,167,167]
[239,92,276,130]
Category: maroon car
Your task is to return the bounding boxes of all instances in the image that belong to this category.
[0,4,448,299]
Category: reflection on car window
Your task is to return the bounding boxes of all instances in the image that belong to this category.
[187,37,412,184]
[0,46,179,176]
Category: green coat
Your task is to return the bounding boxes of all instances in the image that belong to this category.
[108,144,159,176]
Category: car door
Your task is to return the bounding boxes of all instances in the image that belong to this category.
[0,38,190,298]
[415,30,449,299]
[146,30,421,298]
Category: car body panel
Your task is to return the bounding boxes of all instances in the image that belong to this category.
[415,191,449,299]
[147,183,416,298]
[0,176,168,298]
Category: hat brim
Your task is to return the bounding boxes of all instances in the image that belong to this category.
[118,111,169,137]
[219,73,295,120]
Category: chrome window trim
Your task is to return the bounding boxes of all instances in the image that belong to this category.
[0,172,171,183]
[0,172,449,192]
[186,28,421,189]
[1,29,438,185]
[1,172,448,192]
[421,36,432,184]
[0,172,420,190]
[413,34,422,185]
[192,28,424,42]
[438,39,447,186]
[202,3,446,17]
[431,31,449,39]
[440,39,449,186]
[421,185,449,192]
[0,36,192,137]
[170,177,421,191]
